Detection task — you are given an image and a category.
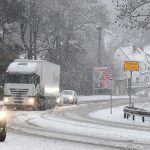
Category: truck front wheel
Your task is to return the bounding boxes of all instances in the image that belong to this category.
[33,101,38,111]
[4,105,11,110]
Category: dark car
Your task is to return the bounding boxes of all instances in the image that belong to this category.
[0,106,7,142]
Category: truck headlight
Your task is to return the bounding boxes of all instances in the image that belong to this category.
[4,97,9,103]
[0,111,7,120]
[28,98,35,105]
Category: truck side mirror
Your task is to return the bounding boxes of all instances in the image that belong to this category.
[35,76,40,87]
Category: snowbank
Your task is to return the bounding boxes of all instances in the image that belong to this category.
[89,102,150,127]
[78,95,138,102]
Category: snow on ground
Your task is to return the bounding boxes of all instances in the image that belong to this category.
[89,102,150,127]
[1,132,116,150]
[2,95,149,150]
[12,108,150,147]
[2,95,149,149]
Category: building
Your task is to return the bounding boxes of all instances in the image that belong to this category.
[114,45,150,94]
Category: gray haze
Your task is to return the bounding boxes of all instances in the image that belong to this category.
[100,0,116,19]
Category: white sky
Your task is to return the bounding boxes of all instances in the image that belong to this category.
[99,0,116,19]
[101,0,114,7]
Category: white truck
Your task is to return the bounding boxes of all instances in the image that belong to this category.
[3,59,60,110]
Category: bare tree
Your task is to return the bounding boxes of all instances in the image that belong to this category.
[0,0,24,49]
[113,0,150,30]
[39,0,110,94]
[20,0,42,59]
[41,0,110,62]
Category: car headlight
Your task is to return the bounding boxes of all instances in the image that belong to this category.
[28,98,35,105]
[0,111,7,120]
[69,96,73,100]
[4,97,9,103]
[56,98,60,103]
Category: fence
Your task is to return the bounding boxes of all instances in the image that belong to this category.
[123,106,150,122]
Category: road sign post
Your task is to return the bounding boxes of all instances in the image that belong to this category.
[108,80,115,114]
[129,71,132,107]
[92,67,115,95]
[110,89,113,114]
[124,61,139,107]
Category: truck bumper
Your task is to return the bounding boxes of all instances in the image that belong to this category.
[4,96,36,108]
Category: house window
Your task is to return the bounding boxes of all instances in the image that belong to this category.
[136,77,139,83]
[145,64,147,70]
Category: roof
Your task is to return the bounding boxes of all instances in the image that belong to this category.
[127,52,145,62]
[61,90,76,92]
[7,62,37,73]
[143,46,150,55]
[117,46,145,62]
[14,59,46,62]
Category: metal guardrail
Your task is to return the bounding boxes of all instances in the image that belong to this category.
[123,106,150,122]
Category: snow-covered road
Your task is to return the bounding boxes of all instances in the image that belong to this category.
[4,96,149,150]
[2,131,118,150]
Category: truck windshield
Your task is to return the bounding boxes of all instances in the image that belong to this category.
[4,74,34,84]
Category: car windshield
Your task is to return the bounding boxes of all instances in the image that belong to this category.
[61,91,73,95]
[4,73,34,84]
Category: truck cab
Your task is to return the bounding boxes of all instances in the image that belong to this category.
[3,62,40,110]
[3,59,60,110]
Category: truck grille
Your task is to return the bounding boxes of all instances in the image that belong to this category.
[10,88,29,96]
[14,101,23,104]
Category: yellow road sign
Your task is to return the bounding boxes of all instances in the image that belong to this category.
[124,61,139,71]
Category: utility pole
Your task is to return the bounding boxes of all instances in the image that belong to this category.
[129,71,132,107]
[2,24,5,50]
[97,27,103,66]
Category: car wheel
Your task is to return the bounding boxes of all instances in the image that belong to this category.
[75,100,77,104]
[0,134,6,142]
[73,99,77,105]
[58,101,62,107]
[57,102,60,107]
[70,99,74,105]
[61,99,64,106]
